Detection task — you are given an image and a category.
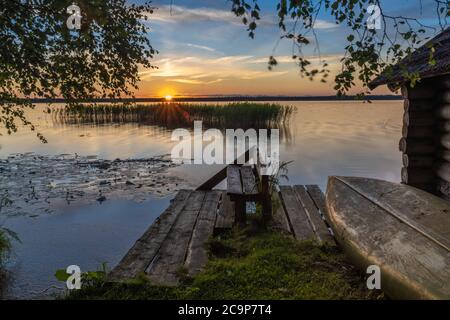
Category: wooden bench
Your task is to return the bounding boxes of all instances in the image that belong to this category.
[227,165,271,223]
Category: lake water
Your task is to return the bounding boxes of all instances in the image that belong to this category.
[0,100,403,298]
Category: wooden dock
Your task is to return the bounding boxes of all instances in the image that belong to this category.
[109,181,334,284]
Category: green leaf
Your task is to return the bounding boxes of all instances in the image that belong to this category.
[55,269,70,282]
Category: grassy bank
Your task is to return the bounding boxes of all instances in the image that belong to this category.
[65,219,383,300]
[53,102,294,129]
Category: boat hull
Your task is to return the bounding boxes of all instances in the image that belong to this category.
[326,176,450,300]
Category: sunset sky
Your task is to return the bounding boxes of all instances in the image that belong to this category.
[133,0,444,97]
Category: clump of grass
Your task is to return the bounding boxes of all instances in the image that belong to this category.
[65,222,383,300]
[53,102,294,129]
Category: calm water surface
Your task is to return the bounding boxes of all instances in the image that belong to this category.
[0,100,403,298]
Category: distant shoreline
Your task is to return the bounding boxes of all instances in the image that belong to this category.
[29,95,402,103]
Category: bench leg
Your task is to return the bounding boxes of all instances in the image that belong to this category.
[235,199,246,225]
[261,175,272,221]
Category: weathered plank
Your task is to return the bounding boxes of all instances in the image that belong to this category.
[270,191,292,235]
[215,192,235,231]
[227,165,243,195]
[305,185,326,215]
[279,186,314,240]
[240,166,258,195]
[108,190,191,281]
[294,185,334,245]
[146,191,206,285]
[185,191,222,276]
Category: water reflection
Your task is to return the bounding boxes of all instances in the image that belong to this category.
[0,100,403,298]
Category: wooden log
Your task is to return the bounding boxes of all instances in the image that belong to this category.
[402,154,434,168]
[404,99,435,112]
[398,137,435,154]
[438,121,450,133]
[401,85,436,100]
[440,91,450,104]
[401,167,435,185]
[185,191,222,276]
[440,133,450,150]
[436,104,450,120]
[402,124,434,138]
[435,162,450,183]
[440,75,450,89]
[279,186,315,240]
[403,112,435,126]
[436,178,450,198]
[146,191,206,285]
[438,149,450,162]
[294,185,335,245]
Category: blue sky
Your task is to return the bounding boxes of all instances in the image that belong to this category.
[130,0,446,97]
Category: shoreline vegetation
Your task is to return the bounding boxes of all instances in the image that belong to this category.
[64,215,383,300]
[53,102,294,129]
[29,95,402,104]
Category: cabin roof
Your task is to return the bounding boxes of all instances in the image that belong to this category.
[369,28,450,90]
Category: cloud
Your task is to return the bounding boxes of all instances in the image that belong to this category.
[147,5,338,30]
[185,43,216,52]
[170,78,223,85]
[313,20,338,30]
[146,5,240,24]
[138,53,293,85]
[249,54,343,64]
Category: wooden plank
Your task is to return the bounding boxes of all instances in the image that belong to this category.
[185,191,222,276]
[227,165,243,195]
[279,186,314,240]
[270,191,292,235]
[146,191,206,285]
[108,190,191,281]
[215,192,235,231]
[197,166,227,190]
[294,185,334,245]
[240,166,258,195]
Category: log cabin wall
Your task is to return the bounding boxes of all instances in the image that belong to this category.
[400,74,450,200]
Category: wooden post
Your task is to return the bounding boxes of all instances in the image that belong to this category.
[234,199,246,225]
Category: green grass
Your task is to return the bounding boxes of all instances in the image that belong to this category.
[54,102,294,129]
[65,221,383,300]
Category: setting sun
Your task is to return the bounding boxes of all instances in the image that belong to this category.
[164,95,173,101]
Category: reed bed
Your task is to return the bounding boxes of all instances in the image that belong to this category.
[53,102,294,129]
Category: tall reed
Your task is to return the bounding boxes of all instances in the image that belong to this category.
[53,102,294,129]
